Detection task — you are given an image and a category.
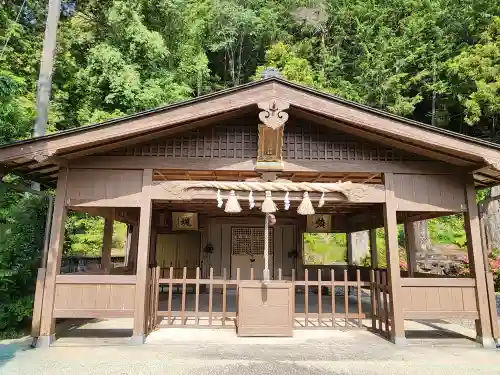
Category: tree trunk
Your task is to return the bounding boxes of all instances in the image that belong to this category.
[484,186,500,252]
[412,220,431,252]
[348,230,370,265]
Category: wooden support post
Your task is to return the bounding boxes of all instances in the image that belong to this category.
[403,223,418,277]
[383,173,405,345]
[346,232,353,265]
[37,168,68,347]
[464,176,495,348]
[132,169,153,344]
[101,216,114,273]
[128,224,140,272]
[124,224,132,266]
[369,228,378,269]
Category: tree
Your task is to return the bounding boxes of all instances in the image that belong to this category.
[0,193,47,336]
[0,72,35,145]
[447,17,500,139]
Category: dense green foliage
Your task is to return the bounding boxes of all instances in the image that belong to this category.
[0,189,47,338]
[0,0,499,334]
[64,214,126,256]
[2,0,499,136]
[303,233,347,264]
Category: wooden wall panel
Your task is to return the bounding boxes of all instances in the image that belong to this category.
[393,174,465,212]
[205,218,298,279]
[208,220,222,277]
[53,281,136,318]
[104,120,428,162]
[281,225,297,277]
[67,169,143,207]
[400,279,478,319]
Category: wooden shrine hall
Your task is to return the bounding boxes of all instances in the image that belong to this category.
[1,73,500,347]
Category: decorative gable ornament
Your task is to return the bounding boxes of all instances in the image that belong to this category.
[256,99,289,171]
[258,100,290,130]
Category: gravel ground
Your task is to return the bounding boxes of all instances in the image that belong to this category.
[1,329,500,375]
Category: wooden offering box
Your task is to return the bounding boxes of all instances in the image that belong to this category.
[237,280,294,337]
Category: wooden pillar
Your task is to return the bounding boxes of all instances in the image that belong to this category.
[403,222,418,277]
[128,224,139,272]
[101,217,114,273]
[132,169,153,344]
[347,232,353,265]
[464,176,495,348]
[37,168,68,347]
[149,226,157,267]
[383,172,405,344]
[124,224,132,267]
[369,228,378,269]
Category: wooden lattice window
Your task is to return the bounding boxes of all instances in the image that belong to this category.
[231,227,273,255]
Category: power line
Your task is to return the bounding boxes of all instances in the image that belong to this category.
[0,0,29,61]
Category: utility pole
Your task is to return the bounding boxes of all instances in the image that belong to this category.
[32,0,61,190]
[34,0,61,138]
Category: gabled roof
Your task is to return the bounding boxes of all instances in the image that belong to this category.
[1,77,500,187]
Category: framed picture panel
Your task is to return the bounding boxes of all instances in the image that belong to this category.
[172,212,198,231]
[306,214,332,233]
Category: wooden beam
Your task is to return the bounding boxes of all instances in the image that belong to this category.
[69,156,462,175]
[345,208,384,232]
[149,180,386,203]
[37,168,68,347]
[33,154,68,167]
[464,175,495,348]
[383,172,405,344]
[361,174,379,184]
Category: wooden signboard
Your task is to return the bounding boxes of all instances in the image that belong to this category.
[172,212,198,231]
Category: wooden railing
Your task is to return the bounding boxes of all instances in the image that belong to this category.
[153,266,390,331]
[294,268,369,328]
[372,270,390,338]
[146,267,160,334]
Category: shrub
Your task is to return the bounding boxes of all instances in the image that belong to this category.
[0,194,48,336]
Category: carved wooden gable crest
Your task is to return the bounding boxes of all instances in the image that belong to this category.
[256,99,289,171]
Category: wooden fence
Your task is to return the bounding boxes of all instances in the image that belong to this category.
[151,266,391,335]
[372,270,391,338]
